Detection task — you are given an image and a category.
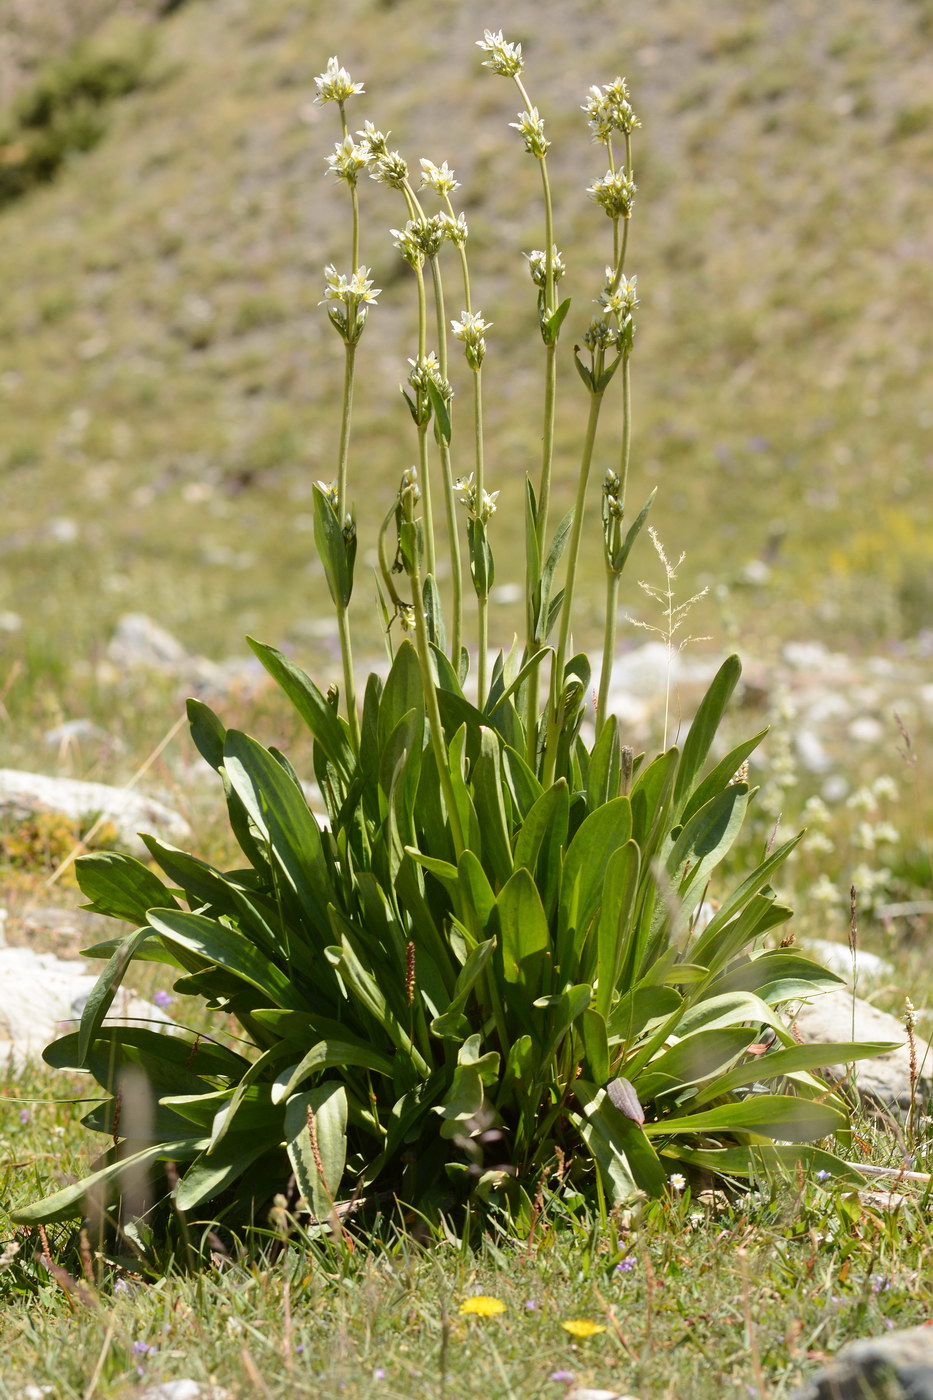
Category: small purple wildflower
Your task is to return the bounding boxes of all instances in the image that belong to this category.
[549,1372,575,1384]
[815,1169,831,1182]
[295,1343,305,1354]
[132,1341,155,1356]
[615,1258,635,1274]
[523,1298,539,1310]
[18,1109,30,1124]
[870,1275,889,1294]
[373,1369,386,1381]
[153,989,174,1008]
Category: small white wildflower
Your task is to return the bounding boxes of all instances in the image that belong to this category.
[319,265,380,342]
[846,785,876,812]
[326,134,371,184]
[802,795,832,825]
[510,106,550,158]
[873,821,899,845]
[477,29,524,77]
[805,830,834,856]
[598,271,638,318]
[854,821,877,851]
[525,246,566,289]
[587,168,637,218]
[419,158,460,194]
[438,210,469,245]
[316,479,340,509]
[314,57,365,105]
[582,77,640,142]
[371,150,409,189]
[810,873,840,906]
[669,1173,687,1193]
[357,121,389,158]
[872,775,898,802]
[451,309,492,370]
[453,473,475,503]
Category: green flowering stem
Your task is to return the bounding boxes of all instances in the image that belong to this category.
[411,261,437,582]
[619,348,633,515]
[336,342,356,530]
[542,386,606,785]
[472,368,489,704]
[401,492,465,859]
[335,599,360,752]
[429,254,463,667]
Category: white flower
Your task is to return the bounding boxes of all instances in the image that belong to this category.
[476,29,523,77]
[326,135,371,184]
[420,158,460,194]
[669,1173,687,1193]
[451,310,492,369]
[598,272,638,318]
[525,246,566,289]
[582,77,640,142]
[314,57,365,105]
[438,210,469,245]
[510,107,550,158]
[588,168,637,218]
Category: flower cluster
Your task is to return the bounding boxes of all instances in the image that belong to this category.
[525,246,567,289]
[583,316,617,352]
[357,121,389,158]
[314,57,364,105]
[598,270,638,320]
[588,167,637,219]
[419,158,460,194]
[603,468,624,521]
[438,210,469,245]
[510,107,550,158]
[454,473,499,522]
[582,76,640,142]
[451,309,491,369]
[371,149,409,189]
[391,216,446,266]
[319,265,380,342]
[476,29,523,77]
[326,135,371,185]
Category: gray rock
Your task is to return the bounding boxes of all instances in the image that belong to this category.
[806,940,893,983]
[107,612,261,697]
[788,1325,933,1398]
[0,768,190,857]
[43,718,112,749]
[790,988,931,1112]
[0,946,174,1062]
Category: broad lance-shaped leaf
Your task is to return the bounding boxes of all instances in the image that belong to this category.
[272,1039,396,1105]
[668,1143,866,1187]
[573,1081,667,1199]
[557,797,633,979]
[175,1132,279,1212]
[76,851,178,925]
[247,638,352,780]
[146,908,306,1012]
[643,1093,847,1143]
[222,729,332,931]
[285,1084,347,1221]
[666,782,747,899]
[78,924,153,1064]
[672,655,742,813]
[691,1039,899,1107]
[10,1139,205,1225]
[607,1077,644,1125]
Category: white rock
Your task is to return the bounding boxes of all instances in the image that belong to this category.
[43,719,111,748]
[789,988,931,1112]
[138,1384,230,1400]
[806,940,892,982]
[108,613,189,668]
[0,946,174,1062]
[0,769,190,857]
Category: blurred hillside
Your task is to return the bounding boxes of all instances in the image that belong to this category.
[1,0,931,717]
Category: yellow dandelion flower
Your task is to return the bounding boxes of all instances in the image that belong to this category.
[459,1295,507,1317]
[561,1318,607,1338]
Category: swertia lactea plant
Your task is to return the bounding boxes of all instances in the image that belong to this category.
[16,37,893,1246]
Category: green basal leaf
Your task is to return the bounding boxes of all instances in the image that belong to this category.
[575,1080,667,1198]
[247,638,353,781]
[668,1143,865,1186]
[644,1093,847,1143]
[10,1139,205,1225]
[76,851,178,925]
[666,782,748,899]
[285,1083,348,1221]
[78,924,153,1064]
[673,655,742,813]
[146,908,306,1012]
[175,1133,281,1212]
[692,1039,900,1107]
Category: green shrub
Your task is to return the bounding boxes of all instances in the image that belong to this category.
[0,21,153,209]
[15,36,889,1246]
